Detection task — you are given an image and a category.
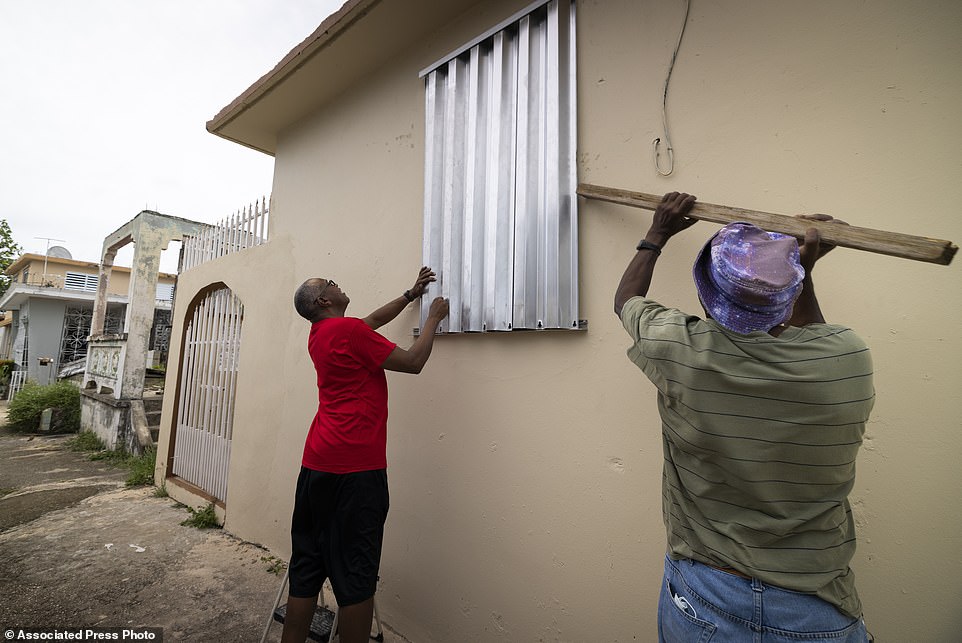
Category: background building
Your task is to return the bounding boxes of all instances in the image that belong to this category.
[0,251,175,389]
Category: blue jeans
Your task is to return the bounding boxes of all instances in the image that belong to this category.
[658,556,870,642]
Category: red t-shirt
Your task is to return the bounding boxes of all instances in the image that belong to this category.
[301,317,397,473]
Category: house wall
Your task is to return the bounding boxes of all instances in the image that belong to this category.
[22,298,68,385]
[6,300,131,378]
[157,1,962,641]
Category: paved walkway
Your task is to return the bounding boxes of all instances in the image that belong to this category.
[0,405,407,642]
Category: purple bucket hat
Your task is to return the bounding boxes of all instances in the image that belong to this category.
[692,222,805,334]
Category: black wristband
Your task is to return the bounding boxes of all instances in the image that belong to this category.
[636,240,662,255]
[403,290,415,302]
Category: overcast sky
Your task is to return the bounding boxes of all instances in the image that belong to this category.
[0,0,344,272]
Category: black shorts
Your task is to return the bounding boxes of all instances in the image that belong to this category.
[288,467,389,606]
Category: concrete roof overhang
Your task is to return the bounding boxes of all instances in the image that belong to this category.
[4,253,178,280]
[206,0,483,156]
[0,286,132,311]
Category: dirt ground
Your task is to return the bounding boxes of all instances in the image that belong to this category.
[0,406,407,642]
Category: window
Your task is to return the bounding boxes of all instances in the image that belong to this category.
[420,0,578,333]
[60,307,93,363]
[156,282,174,301]
[64,272,99,292]
[150,309,172,358]
[58,306,125,365]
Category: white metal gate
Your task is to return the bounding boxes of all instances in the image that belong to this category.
[7,370,28,400]
[172,287,243,502]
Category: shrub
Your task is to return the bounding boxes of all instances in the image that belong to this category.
[0,360,15,384]
[7,381,81,433]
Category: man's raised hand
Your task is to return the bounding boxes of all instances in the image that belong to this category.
[409,266,437,299]
[647,192,698,247]
[795,214,848,273]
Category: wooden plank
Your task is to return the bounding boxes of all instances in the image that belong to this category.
[578,183,957,266]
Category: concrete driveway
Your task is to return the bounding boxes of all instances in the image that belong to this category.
[0,406,406,642]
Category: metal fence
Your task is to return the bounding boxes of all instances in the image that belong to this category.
[181,197,270,271]
[7,370,27,400]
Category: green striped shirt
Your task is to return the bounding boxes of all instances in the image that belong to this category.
[621,296,874,618]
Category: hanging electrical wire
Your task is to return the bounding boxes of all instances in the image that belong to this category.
[652,0,692,176]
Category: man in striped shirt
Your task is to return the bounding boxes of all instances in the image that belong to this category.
[615,192,874,642]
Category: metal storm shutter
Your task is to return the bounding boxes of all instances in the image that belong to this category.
[421,0,578,333]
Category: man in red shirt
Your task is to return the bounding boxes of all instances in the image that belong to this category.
[283,266,449,643]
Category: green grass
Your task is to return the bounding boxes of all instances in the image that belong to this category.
[64,431,156,486]
[125,447,156,487]
[88,449,132,466]
[180,503,221,529]
[66,430,107,452]
[152,483,169,498]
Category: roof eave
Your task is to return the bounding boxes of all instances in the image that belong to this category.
[205,0,488,155]
[205,0,379,156]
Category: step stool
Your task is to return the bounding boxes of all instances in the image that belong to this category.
[260,568,384,642]
[271,602,336,642]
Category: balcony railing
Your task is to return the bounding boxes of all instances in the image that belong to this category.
[8,274,172,306]
[181,197,270,271]
[17,274,66,288]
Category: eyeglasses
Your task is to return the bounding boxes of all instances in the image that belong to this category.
[316,279,336,301]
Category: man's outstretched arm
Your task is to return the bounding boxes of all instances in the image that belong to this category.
[364,266,436,330]
[614,192,698,316]
[381,297,449,374]
[788,214,846,327]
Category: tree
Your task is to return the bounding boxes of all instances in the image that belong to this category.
[0,219,23,298]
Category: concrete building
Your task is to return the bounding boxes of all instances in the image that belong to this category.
[80,211,205,454]
[0,251,176,388]
[155,1,962,641]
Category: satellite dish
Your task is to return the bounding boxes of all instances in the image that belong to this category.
[47,246,72,259]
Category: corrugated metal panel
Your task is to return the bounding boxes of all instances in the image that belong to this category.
[422,0,577,333]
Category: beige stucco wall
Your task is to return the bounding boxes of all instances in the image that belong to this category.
[157,0,962,640]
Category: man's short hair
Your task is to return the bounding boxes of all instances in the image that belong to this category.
[294,278,326,321]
